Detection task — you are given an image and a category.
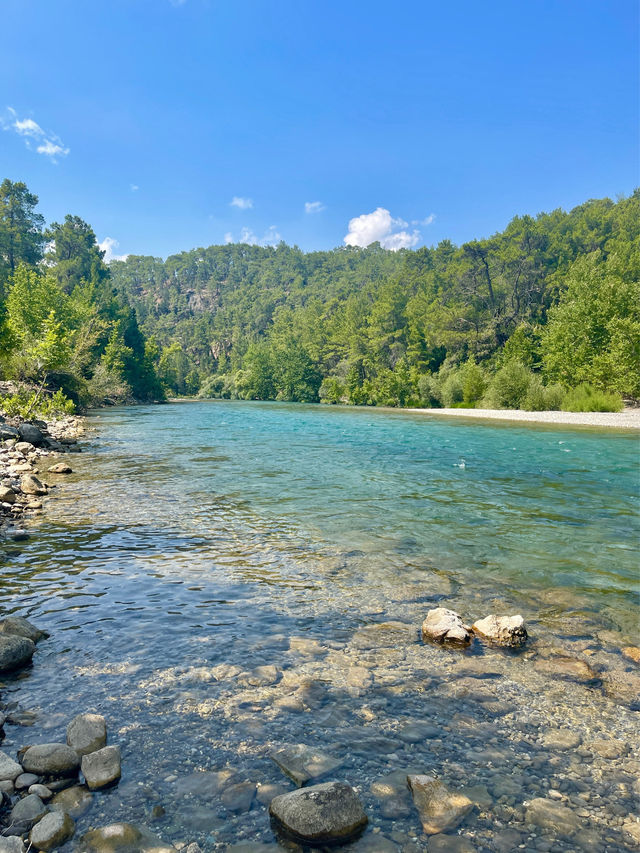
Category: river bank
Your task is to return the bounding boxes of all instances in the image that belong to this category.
[408,406,640,430]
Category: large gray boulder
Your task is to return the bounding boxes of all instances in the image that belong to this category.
[18,424,44,447]
[0,751,23,782]
[9,793,47,830]
[80,823,176,852]
[81,745,121,790]
[407,776,473,835]
[422,608,472,645]
[21,743,80,777]
[0,635,35,673]
[472,614,527,648]
[0,616,47,643]
[67,713,107,756]
[29,811,75,851]
[269,781,368,844]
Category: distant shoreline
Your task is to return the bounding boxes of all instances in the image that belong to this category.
[407,406,640,430]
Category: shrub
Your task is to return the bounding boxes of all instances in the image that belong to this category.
[417,373,442,407]
[484,360,532,409]
[561,383,623,412]
[461,358,486,406]
[441,370,464,407]
[523,376,564,411]
[0,386,75,419]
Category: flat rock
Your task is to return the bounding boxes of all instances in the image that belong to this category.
[622,646,640,664]
[589,739,628,759]
[533,655,600,685]
[542,729,582,750]
[256,783,291,805]
[220,780,256,813]
[270,743,343,786]
[525,798,580,836]
[397,722,440,743]
[0,751,23,782]
[67,713,107,756]
[471,614,527,648]
[407,776,473,835]
[174,769,239,798]
[460,784,493,810]
[47,463,72,474]
[269,781,367,845]
[422,609,472,645]
[0,616,47,643]
[15,773,39,789]
[50,783,93,817]
[19,474,47,496]
[10,793,47,829]
[81,745,121,790]
[29,810,75,851]
[80,823,176,852]
[350,622,416,650]
[0,635,35,673]
[427,836,476,853]
[0,838,25,853]
[22,743,80,777]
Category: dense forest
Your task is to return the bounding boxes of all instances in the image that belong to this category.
[1,178,638,416]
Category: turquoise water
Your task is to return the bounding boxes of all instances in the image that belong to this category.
[1,401,639,851]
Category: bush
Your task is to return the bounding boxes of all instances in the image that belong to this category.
[561,384,623,412]
[417,373,442,407]
[0,386,75,419]
[441,370,463,407]
[523,376,564,411]
[319,376,346,404]
[484,360,532,409]
[461,358,486,406]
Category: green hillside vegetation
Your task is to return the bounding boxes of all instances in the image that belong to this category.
[1,178,638,416]
[110,190,639,411]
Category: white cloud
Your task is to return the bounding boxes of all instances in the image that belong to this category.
[225,225,281,247]
[99,237,128,263]
[131,184,139,192]
[412,214,436,226]
[1,107,69,161]
[230,196,254,210]
[305,201,326,214]
[343,207,420,250]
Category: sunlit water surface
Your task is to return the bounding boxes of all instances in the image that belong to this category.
[1,401,639,852]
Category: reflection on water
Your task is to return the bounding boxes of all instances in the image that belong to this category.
[1,401,639,851]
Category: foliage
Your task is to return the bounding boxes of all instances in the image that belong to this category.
[561,383,623,413]
[0,385,75,419]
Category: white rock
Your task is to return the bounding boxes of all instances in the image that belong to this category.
[422,608,472,645]
[472,614,528,647]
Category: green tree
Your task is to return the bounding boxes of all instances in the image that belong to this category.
[0,179,45,282]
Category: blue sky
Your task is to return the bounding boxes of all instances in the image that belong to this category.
[1,0,638,260]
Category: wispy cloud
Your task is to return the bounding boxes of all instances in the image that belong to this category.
[99,237,128,263]
[230,196,253,210]
[131,184,139,192]
[412,214,436,226]
[305,201,326,214]
[1,107,69,161]
[344,208,421,250]
[224,225,281,247]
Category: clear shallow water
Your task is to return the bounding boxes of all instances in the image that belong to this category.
[1,401,639,852]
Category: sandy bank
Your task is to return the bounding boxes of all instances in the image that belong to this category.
[408,406,640,430]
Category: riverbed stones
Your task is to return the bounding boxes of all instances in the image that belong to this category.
[0,486,16,504]
[81,745,121,789]
[406,776,473,835]
[524,797,580,836]
[0,635,35,673]
[270,743,343,786]
[50,784,93,817]
[0,616,47,643]
[29,810,75,851]
[220,780,256,813]
[422,609,472,645]
[533,654,600,684]
[471,614,527,648]
[0,838,25,853]
[47,462,72,474]
[541,729,582,750]
[21,743,80,777]
[622,646,640,664]
[10,792,48,829]
[80,823,176,853]
[28,783,52,800]
[427,836,476,853]
[67,713,107,756]
[269,781,367,845]
[0,751,23,782]
[15,773,39,790]
[19,473,47,496]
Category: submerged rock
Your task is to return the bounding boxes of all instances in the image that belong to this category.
[0,635,35,673]
[407,776,474,835]
[67,713,107,756]
[21,743,80,777]
[29,810,75,851]
[80,823,176,852]
[533,655,600,685]
[81,745,121,790]
[269,781,368,845]
[471,614,527,648]
[270,743,343,787]
[10,792,48,830]
[524,798,580,836]
[422,609,472,645]
[0,616,47,643]
[622,646,640,664]
[50,784,93,817]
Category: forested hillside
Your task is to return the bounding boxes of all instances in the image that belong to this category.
[1,179,638,415]
[0,179,162,416]
[110,191,640,411]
